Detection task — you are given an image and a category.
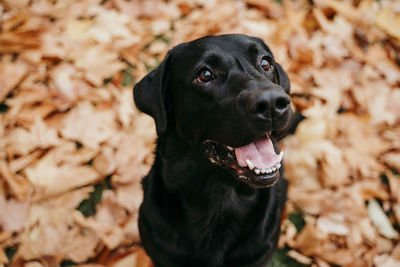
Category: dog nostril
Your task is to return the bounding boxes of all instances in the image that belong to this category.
[254,102,268,115]
[275,97,289,110]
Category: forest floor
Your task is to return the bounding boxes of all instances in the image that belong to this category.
[0,0,400,266]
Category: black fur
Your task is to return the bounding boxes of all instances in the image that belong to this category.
[133,34,293,267]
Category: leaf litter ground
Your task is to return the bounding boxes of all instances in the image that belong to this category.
[0,0,400,266]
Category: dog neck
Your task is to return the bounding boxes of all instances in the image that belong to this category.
[139,129,284,265]
[158,129,262,197]
[146,129,276,232]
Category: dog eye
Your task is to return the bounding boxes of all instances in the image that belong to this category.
[260,57,273,72]
[197,69,215,83]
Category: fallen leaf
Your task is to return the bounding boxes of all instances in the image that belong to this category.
[0,160,30,200]
[25,152,100,198]
[0,195,29,232]
[72,45,126,86]
[0,58,28,102]
[374,254,400,267]
[368,199,399,239]
[61,101,117,150]
[376,8,400,40]
[317,213,349,236]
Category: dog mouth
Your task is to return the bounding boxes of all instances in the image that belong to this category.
[202,133,283,188]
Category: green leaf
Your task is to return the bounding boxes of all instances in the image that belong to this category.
[76,183,105,217]
[121,69,133,87]
[5,246,17,261]
[91,184,104,204]
[155,34,171,45]
[288,212,306,233]
[76,198,96,217]
[0,102,9,113]
[61,260,78,267]
[380,173,389,185]
[268,247,309,267]
[103,77,113,85]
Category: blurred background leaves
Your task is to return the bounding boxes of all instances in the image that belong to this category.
[0,0,399,266]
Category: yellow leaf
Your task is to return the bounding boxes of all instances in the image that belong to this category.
[376,8,400,40]
[66,19,92,41]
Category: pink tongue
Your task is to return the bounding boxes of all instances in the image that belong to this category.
[235,136,279,169]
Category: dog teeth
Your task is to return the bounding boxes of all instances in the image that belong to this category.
[246,159,255,170]
[252,163,283,176]
[247,153,284,175]
[209,158,217,164]
[226,145,234,151]
[277,151,284,163]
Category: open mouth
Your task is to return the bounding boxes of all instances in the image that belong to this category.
[202,133,283,188]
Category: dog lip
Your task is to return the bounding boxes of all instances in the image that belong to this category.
[238,171,280,188]
[202,138,281,188]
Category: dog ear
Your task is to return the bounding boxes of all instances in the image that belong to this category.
[133,52,172,136]
[275,63,290,94]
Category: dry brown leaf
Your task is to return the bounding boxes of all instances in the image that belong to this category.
[0,161,30,200]
[376,236,394,254]
[93,146,117,176]
[17,187,96,261]
[367,199,398,239]
[63,227,102,263]
[0,0,399,265]
[245,0,283,19]
[105,130,153,184]
[352,81,398,126]
[74,209,125,250]
[0,195,29,232]
[316,213,349,236]
[112,87,136,129]
[72,45,126,86]
[61,101,117,150]
[114,182,143,213]
[24,152,100,198]
[314,0,364,24]
[295,219,326,256]
[0,248,8,264]
[337,114,390,177]
[383,152,400,172]
[387,172,400,202]
[0,58,28,102]
[374,254,400,267]
[392,243,400,261]
[86,10,133,46]
[113,0,165,19]
[50,63,91,108]
[109,253,139,267]
[287,250,312,265]
[122,213,140,243]
[376,8,400,40]
[25,262,45,267]
[0,16,42,53]
[346,225,363,250]
[9,150,42,173]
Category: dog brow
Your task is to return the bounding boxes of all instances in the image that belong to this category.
[201,53,224,67]
[248,43,259,54]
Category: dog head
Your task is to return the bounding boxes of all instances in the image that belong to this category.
[134,34,293,188]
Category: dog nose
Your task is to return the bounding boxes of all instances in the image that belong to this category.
[247,90,290,119]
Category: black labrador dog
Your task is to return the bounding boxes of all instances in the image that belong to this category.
[133,34,293,267]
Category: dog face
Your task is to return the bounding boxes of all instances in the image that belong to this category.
[134,34,293,188]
